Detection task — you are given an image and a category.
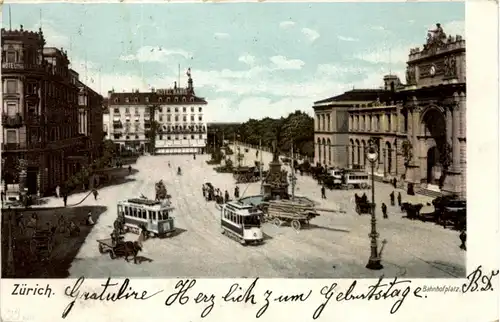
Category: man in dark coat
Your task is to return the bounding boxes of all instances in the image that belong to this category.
[63,194,68,207]
[321,186,326,199]
[459,229,466,250]
[390,191,395,206]
[382,203,388,219]
[234,186,240,199]
[224,190,230,203]
[397,192,402,207]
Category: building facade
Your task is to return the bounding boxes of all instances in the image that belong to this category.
[107,72,208,154]
[1,26,100,196]
[313,24,466,196]
[77,80,104,161]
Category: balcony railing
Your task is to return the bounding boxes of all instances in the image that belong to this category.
[2,142,45,151]
[2,114,23,127]
[2,62,45,72]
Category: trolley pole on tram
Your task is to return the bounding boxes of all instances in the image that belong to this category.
[259,139,263,194]
[290,141,296,200]
[366,142,383,270]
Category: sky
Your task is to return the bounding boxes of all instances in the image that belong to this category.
[4,3,464,122]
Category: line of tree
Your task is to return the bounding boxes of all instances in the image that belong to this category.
[208,110,314,158]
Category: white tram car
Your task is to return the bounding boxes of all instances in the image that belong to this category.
[344,172,370,189]
[118,198,176,238]
[221,201,264,245]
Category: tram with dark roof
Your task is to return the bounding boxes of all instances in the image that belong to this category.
[220,201,264,245]
[117,198,176,237]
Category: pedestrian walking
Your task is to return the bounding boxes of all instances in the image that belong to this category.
[56,185,61,198]
[93,189,98,200]
[321,186,326,199]
[234,186,240,199]
[459,229,466,250]
[1,190,5,204]
[397,192,402,207]
[224,190,230,203]
[63,194,68,207]
[202,185,206,198]
[86,211,95,226]
[382,203,388,219]
[128,165,132,175]
[389,191,395,206]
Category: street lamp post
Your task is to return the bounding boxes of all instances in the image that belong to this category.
[366,141,384,270]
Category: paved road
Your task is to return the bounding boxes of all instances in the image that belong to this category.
[62,148,464,278]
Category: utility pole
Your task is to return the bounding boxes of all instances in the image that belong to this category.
[259,138,263,193]
[233,133,236,166]
[290,140,296,200]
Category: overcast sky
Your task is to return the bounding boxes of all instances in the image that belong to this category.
[5,3,464,122]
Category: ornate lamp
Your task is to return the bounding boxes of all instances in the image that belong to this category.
[366,141,383,270]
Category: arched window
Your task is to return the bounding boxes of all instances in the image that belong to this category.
[327,139,332,164]
[182,97,186,102]
[317,138,322,162]
[190,97,194,102]
[159,97,163,103]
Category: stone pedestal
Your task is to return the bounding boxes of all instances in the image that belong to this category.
[404,164,420,184]
[442,170,462,196]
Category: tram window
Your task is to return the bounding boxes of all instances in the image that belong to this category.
[125,207,129,216]
[133,208,137,217]
[153,211,157,220]
[244,215,261,227]
[141,210,146,219]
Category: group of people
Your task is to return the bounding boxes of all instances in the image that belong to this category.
[380,191,403,219]
[201,184,238,205]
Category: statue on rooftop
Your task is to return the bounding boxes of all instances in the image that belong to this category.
[427,23,447,46]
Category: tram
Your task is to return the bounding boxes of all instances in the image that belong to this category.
[117,198,176,238]
[220,201,264,245]
[344,172,370,189]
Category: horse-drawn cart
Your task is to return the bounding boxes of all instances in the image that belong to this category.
[30,229,56,260]
[97,237,142,263]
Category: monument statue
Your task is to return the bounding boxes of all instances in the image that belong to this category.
[272,140,280,163]
[426,23,447,47]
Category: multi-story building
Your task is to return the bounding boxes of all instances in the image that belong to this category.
[107,72,208,154]
[313,24,466,196]
[1,26,99,196]
[77,80,104,161]
[102,98,110,140]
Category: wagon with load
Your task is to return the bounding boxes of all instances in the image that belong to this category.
[260,199,338,231]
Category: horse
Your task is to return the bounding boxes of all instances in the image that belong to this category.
[123,241,143,264]
[401,203,424,220]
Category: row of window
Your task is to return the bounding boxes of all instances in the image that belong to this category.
[113,96,197,104]
[112,134,204,140]
[3,79,78,102]
[316,114,331,132]
[223,209,261,226]
[121,206,170,221]
[350,113,408,133]
[158,115,203,122]
[114,106,203,114]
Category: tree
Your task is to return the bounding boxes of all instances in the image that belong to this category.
[401,139,413,179]
[438,141,453,188]
[147,120,162,155]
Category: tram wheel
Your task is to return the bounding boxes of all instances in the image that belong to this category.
[291,220,301,231]
[347,184,354,190]
[109,251,116,259]
[221,230,225,235]
[273,218,282,227]
[360,183,368,189]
